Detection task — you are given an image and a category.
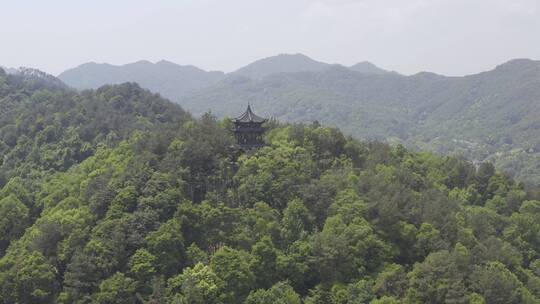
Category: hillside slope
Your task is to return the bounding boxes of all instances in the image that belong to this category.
[55,56,540,183]
[3,66,540,303]
[182,59,540,183]
[0,67,189,184]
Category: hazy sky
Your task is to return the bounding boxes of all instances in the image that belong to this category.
[1,0,539,76]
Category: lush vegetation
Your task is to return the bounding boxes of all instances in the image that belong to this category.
[2,67,540,303]
[59,54,540,184]
[181,57,540,185]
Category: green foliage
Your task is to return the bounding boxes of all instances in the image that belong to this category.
[0,72,540,302]
[251,236,279,289]
[0,194,29,252]
[129,248,156,282]
[234,140,315,209]
[371,296,401,304]
[180,58,540,185]
[312,213,389,283]
[280,199,310,246]
[406,248,469,304]
[93,272,137,304]
[167,262,224,304]
[470,261,534,304]
[146,218,186,276]
[0,251,57,303]
[210,246,255,303]
[373,264,408,299]
[244,281,301,304]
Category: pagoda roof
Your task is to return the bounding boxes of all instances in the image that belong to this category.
[234,105,267,123]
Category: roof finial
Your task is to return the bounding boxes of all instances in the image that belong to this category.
[234,103,266,123]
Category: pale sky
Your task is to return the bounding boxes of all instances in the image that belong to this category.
[0,0,539,76]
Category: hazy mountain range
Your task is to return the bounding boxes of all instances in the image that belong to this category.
[58,53,395,96]
[230,53,337,78]
[58,60,225,101]
[6,54,540,183]
[0,66,19,75]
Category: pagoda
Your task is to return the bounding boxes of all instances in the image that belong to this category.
[233,105,267,150]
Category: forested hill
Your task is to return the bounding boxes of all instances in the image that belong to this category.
[2,67,540,303]
[58,55,540,184]
[0,66,188,191]
[0,66,18,75]
[182,58,540,184]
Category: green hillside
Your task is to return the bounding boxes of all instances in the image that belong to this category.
[55,55,540,183]
[2,67,540,303]
[181,58,540,184]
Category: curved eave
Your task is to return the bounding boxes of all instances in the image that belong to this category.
[234,105,267,123]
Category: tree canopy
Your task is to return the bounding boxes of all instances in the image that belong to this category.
[1,69,540,303]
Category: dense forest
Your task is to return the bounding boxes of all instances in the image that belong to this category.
[180,57,540,186]
[58,54,540,184]
[2,67,540,303]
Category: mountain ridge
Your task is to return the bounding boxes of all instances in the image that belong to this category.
[349,61,394,75]
[182,57,540,184]
[231,53,330,78]
[57,53,395,98]
[37,55,540,183]
[0,66,24,75]
[58,60,226,101]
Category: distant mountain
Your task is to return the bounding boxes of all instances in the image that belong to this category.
[232,54,392,78]
[182,58,540,184]
[0,67,68,91]
[57,54,392,100]
[0,66,18,74]
[58,60,225,101]
[349,61,393,75]
[231,53,331,78]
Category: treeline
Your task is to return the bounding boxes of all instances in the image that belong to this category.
[1,68,540,303]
